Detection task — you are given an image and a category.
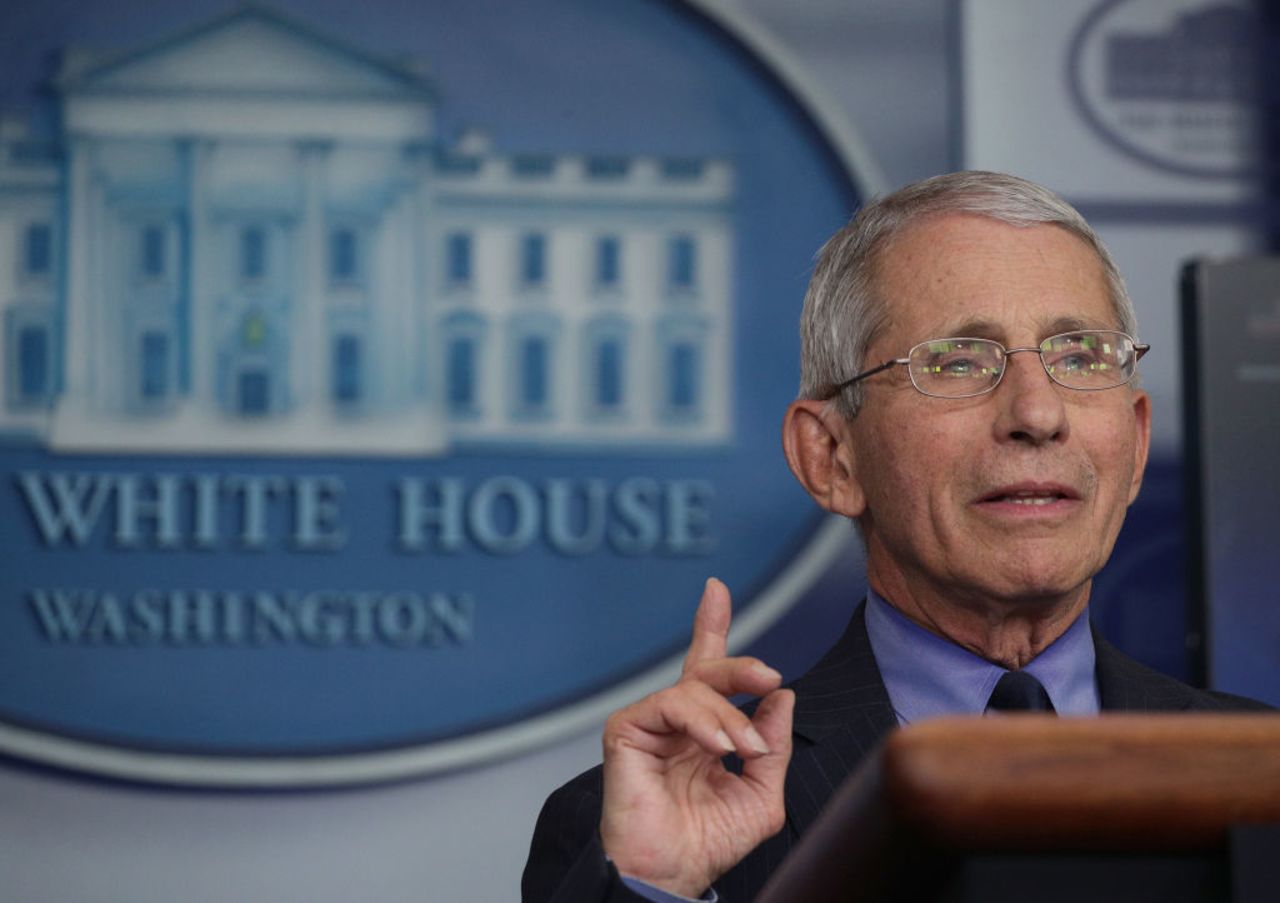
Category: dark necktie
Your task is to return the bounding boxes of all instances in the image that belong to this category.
[986,670,1056,713]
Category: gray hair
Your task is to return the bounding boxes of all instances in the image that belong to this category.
[798,170,1138,418]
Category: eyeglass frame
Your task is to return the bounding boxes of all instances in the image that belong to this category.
[821,329,1151,401]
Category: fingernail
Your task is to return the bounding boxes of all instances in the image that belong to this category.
[714,729,735,753]
[745,727,770,755]
[752,663,781,682]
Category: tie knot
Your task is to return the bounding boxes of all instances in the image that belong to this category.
[986,669,1056,713]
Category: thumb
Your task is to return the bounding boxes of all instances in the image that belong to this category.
[741,688,794,792]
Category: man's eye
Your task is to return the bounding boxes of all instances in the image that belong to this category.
[931,356,980,376]
[1051,350,1104,373]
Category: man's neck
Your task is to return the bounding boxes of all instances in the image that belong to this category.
[868,569,1091,671]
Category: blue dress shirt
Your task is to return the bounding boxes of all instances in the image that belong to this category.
[863,589,1100,722]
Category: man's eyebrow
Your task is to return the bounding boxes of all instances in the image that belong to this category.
[1043,315,1115,334]
[932,315,1116,340]
[937,318,1003,339]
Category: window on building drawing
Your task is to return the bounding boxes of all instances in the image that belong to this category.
[595,235,621,290]
[669,342,699,412]
[141,225,166,279]
[447,336,477,415]
[512,155,554,178]
[668,235,697,292]
[658,315,707,422]
[24,223,52,278]
[595,336,624,411]
[330,228,359,283]
[446,232,472,287]
[443,312,487,419]
[241,226,267,281]
[333,334,361,404]
[140,331,169,401]
[508,312,558,420]
[586,157,629,179]
[584,316,629,418]
[17,324,50,401]
[519,335,549,411]
[521,233,547,288]
[238,369,269,416]
[242,310,268,350]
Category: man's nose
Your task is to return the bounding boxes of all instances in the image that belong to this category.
[992,349,1069,445]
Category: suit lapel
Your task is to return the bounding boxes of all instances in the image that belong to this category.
[1093,625,1198,712]
[782,602,899,837]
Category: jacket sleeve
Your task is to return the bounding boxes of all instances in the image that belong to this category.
[521,765,648,903]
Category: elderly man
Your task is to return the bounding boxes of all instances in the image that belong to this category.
[521,171,1267,903]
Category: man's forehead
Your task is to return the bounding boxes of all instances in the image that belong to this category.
[931,313,1119,341]
[873,215,1119,343]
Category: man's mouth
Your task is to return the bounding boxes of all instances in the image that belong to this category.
[978,484,1080,506]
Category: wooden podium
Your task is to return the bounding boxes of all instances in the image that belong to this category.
[756,715,1280,903]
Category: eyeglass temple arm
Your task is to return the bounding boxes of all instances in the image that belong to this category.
[827,357,910,397]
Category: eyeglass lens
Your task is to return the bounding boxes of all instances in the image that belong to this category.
[908,331,1136,398]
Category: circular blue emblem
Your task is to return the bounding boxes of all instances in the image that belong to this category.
[0,0,877,785]
[1068,0,1260,180]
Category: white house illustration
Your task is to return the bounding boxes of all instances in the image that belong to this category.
[0,6,733,455]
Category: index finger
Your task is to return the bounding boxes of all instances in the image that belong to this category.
[682,577,732,675]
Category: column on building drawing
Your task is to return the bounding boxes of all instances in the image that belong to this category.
[57,138,95,420]
[383,180,420,416]
[298,141,329,417]
[51,135,121,441]
[409,146,439,423]
[88,142,114,416]
[359,171,389,416]
[418,153,462,454]
[184,138,214,414]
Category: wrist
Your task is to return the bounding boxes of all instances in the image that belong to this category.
[611,860,710,902]
[618,871,716,902]
[604,847,708,900]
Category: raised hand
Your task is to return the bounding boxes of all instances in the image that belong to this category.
[599,578,795,898]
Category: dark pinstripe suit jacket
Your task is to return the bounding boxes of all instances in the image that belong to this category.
[520,602,1268,903]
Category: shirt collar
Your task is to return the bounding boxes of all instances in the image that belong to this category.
[864,589,1099,725]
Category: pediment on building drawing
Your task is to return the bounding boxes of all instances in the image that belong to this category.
[58,5,432,100]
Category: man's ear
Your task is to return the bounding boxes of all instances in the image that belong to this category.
[781,399,867,518]
[1127,389,1152,504]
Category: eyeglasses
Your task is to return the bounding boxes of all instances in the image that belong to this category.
[824,330,1150,400]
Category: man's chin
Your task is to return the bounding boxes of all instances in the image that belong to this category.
[955,553,1096,611]
[978,571,1093,612]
